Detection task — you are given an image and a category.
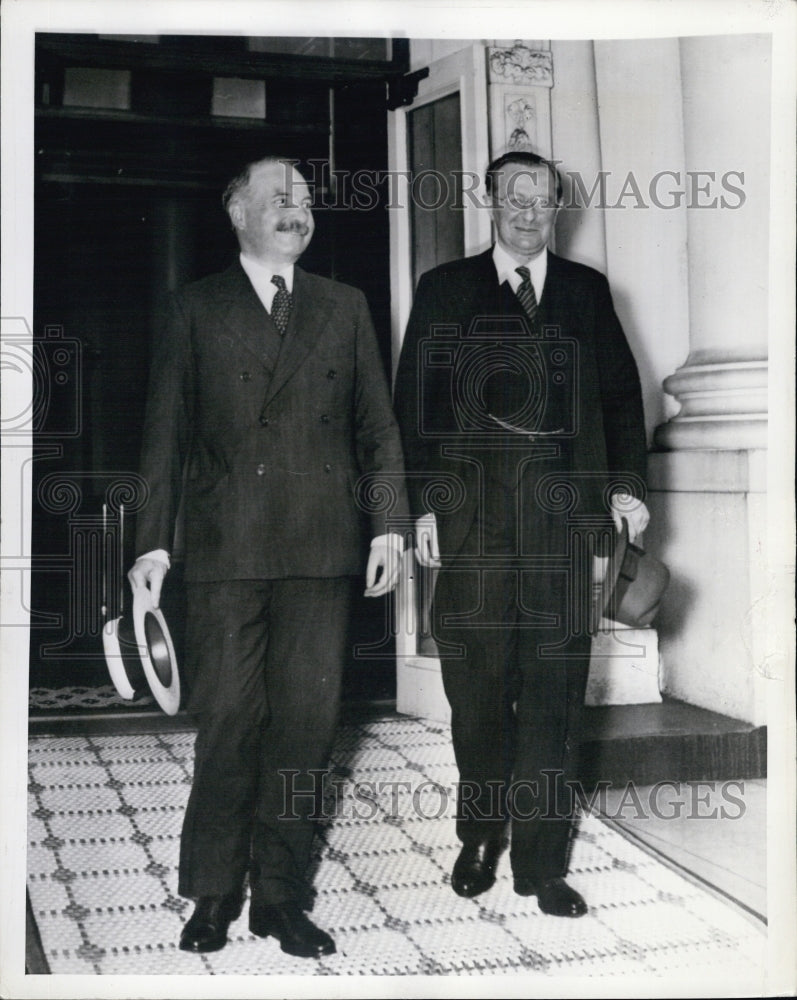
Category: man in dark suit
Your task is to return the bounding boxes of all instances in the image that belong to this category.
[393,151,650,917]
[129,157,408,957]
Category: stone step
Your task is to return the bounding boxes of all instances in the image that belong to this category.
[30,692,766,790]
[578,699,766,787]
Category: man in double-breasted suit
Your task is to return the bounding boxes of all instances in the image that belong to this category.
[394,151,649,918]
[130,157,408,957]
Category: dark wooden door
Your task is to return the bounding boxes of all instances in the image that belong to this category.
[30,37,398,706]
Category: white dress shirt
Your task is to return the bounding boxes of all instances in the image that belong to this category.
[238,253,294,314]
[492,242,548,303]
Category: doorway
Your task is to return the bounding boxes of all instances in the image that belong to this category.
[30,34,401,708]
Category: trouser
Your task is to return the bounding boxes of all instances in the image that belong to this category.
[434,483,591,884]
[178,577,353,906]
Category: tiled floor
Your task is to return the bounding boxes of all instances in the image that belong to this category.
[26,718,769,987]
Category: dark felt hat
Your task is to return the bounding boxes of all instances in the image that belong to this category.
[594,518,670,631]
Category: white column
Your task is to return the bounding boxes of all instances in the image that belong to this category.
[647,34,772,725]
[564,39,690,707]
[593,37,691,445]
[655,34,770,451]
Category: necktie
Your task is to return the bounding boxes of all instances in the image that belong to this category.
[515,266,538,327]
[270,274,292,335]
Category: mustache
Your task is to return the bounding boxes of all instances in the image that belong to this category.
[277,221,311,235]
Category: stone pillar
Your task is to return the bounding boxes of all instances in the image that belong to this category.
[645,451,767,724]
[576,38,692,706]
[593,37,691,444]
[655,34,770,451]
[649,34,772,726]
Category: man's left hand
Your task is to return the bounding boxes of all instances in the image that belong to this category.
[610,492,650,543]
[364,535,403,597]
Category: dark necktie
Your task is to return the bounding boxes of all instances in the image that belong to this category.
[270,274,292,335]
[515,266,538,326]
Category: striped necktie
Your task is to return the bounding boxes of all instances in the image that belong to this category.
[270,274,292,335]
[515,266,538,326]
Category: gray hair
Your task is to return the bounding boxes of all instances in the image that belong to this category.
[221,157,303,221]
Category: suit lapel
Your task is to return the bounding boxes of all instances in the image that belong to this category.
[537,251,568,324]
[217,262,282,372]
[263,267,332,404]
[457,249,506,322]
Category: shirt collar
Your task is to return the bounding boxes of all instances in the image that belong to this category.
[239,253,294,312]
[492,242,548,300]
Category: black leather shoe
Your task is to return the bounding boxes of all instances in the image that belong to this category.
[514,876,587,917]
[249,902,336,958]
[451,839,503,898]
[512,875,538,897]
[179,893,244,953]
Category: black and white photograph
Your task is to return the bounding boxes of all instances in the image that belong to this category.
[2,1,795,997]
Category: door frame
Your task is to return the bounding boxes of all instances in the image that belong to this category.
[387,43,491,383]
[387,43,490,719]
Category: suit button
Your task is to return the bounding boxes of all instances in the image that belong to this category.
[259,415,269,426]
[320,414,330,423]
[324,463,332,473]
[256,464,265,476]
[326,369,336,379]
[240,371,251,382]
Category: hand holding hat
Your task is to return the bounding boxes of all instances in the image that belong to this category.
[593,512,670,633]
[128,555,168,609]
[104,556,181,715]
[610,491,649,543]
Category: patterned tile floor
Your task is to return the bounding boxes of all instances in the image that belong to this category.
[27,716,767,983]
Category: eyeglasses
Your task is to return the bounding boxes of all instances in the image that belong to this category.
[493,195,558,212]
